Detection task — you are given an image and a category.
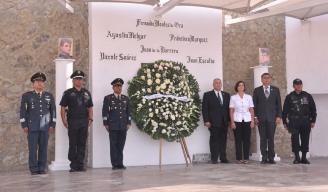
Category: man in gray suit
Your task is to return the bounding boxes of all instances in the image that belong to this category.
[253,73,282,164]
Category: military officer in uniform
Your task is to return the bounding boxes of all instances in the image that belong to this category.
[20,72,56,175]
[102,78,131,170]
[283,78,317,164]
[60,70,93,172]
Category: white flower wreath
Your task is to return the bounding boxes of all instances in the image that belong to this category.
[128,60,201,141]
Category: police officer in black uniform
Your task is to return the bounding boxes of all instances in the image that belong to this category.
[60,70,93,172]
[20,72,56,175]
[283,78,317,164]
[102,78,131,170]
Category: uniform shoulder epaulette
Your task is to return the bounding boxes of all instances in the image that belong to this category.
[66,88,74,92]
[23,91,33,96]
[106,94,114,99]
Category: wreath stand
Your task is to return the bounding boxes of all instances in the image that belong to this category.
[159,137,192,169]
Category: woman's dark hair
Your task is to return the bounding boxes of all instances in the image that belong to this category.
[234,81,246,92]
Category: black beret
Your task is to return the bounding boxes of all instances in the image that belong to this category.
[293,78,302,85]
[70,70,85,79]
[111,78,124,85]
[31,72,46,82]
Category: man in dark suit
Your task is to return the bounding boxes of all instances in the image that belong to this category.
[253,73,282,164]
[202,78,230,164]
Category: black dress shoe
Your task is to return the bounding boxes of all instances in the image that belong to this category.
[118,165,127,170]
[220,159,229,163]
[112,166,120,170]
[69,168,78,172]
[293,159,301,164]
[31,172,39,175]
[268,159,276,164]
[301,158,310,164]
[39,171,47,174]
[261,159,267,164]
[78,168,87,172]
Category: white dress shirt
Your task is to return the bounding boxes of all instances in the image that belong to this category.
[229,93,254,122]
[263,85,271,94]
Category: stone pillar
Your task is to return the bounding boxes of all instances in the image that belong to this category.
[49,59,74,171]
[250,65,280,161]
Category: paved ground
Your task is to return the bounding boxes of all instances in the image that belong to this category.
[1,158,328,192]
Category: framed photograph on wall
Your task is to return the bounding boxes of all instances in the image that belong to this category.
[58,38,73,59]
[259,48,270,66]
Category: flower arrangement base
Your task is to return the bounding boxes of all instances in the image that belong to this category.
[159,137,192,169]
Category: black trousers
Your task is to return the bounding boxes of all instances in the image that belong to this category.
[258,120,276,160]
[28,130,49,173]
[289,118,311,153]
[109,130,127,167]
[68,119,88,170]
[209,126,228,162]
[233,121,251,160]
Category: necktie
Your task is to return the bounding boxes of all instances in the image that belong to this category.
[265,87,270,98]
[217,92,222,105]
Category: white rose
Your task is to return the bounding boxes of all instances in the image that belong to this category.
[155,73,161,78]
[176,121,182,125]
[159,123,166,126]
[151,120,158,127]
[149,113,154,118]
[160,84,166,90]
[155,79,161,84]
[141,76,145,80]
[142,88,146,92]
[156,86,160,91]
[159,66,163,71]
[147,69,151,73]
[161,129,167,134]
[147,74,151,78]
[155,109,159,114]
[147,88,152,93]
[149,108,152,112]
[171,115,176,120]
[147,79,153,85]
[154,64,158,68]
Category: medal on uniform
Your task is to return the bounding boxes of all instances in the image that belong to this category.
[84,92,90,100]
[301,97,308,105]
